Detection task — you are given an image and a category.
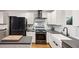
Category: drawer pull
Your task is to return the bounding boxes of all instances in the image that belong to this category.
[53,41,58,46]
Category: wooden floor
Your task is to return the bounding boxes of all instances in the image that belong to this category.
[32,43,51,48]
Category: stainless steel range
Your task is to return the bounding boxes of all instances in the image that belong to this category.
[33,10,47,44]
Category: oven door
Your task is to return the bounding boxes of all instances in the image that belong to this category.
[36,33,46,44]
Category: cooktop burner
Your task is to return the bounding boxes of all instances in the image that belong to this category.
[36,29,46,32]
[35,29,46,34]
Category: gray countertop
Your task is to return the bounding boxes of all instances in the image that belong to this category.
[48,31,61,34]
[48,30,79,48]
[0,36,32,45]
[62,40,79,48]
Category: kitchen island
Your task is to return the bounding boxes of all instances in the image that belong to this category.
[0,36,32,48]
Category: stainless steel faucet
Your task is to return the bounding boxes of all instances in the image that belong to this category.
[63,27,69,36]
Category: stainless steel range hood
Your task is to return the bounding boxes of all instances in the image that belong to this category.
[35,10,47,19]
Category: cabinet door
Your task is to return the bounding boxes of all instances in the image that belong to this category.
[42,12,47,18]
[27,32,35,43]
[47,33,56,48]
[47,10,65,25]
[47,12,54,24]
[3,12,9,24]
[47,33,53,47]
[48,33,60,48]
[47,11,56,24]
[26,13,34,24]
[52,11,56,24]
[49,33,58,48]
[0,12,4,24]
[47,32,50,43]
[72,10,79,26]
[0,30,6,39]
[56,10,65,25]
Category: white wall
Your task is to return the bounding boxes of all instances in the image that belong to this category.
[8,11,36,24]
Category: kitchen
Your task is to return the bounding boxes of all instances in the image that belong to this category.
[0,10,79,48]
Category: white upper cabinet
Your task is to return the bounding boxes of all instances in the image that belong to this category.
[56,10,65,25]
[47,12,53,24]
[47,11,56,24]
[42,12,48,18]
[65,10,72,17]
[72,10,79,26]
[0,12,4,24]
[25,12,34,24]
[0,12,8,24]
[47,10,65,25]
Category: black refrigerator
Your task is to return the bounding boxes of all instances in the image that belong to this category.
[9,16,27,36]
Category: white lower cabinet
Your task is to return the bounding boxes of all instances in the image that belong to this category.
[47,32,61,48]
[52,36,62,48]
[47,32,56,48]
[47,32,50,43]
[50,36,59,48]
[27,32,35,43]
[0,30,6,39]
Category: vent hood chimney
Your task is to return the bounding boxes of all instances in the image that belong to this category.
[35,10,47,19]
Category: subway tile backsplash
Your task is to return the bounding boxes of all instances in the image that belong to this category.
[54,25,79,40]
